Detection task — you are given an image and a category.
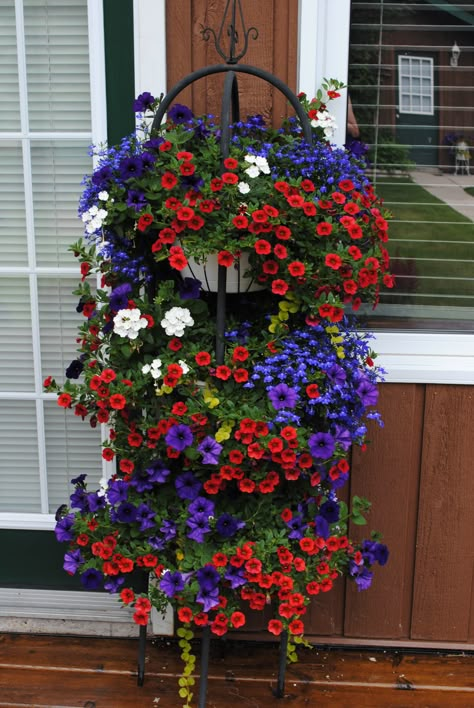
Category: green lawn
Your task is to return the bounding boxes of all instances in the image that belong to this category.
[372,176,474,307]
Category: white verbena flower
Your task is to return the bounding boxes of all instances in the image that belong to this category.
[244,154,256,164]
[113,307,148,339]
[160,307,194,337]
[254,155,270,173]
[98,191,109,201]
[238,181,250,194]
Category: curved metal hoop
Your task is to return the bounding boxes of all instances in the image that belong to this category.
[151,63,313,144]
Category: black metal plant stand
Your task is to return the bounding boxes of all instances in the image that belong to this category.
[138,2,314,704]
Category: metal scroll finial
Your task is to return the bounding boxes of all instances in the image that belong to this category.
[201,0,258,65]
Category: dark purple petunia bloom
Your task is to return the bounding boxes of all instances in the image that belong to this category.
[69,487,90,513]
[196,565,220,591]
[196,585,220,613]
[186,511,211,542]
[160,570,185,597]
[319,499,340,523]
[160,518,177,541]
[80,567,103,590]
[115,501,138,523]
[168,103,194,124]
[143,136,165,150]
[166,423,193,452]
[286,514,306,540]
[326,364,347,386]
[109,283,132,312]
[133,91,155,112]
[119,156,144,180]
[145,460,171,484]
[91,164,113,189]
[308,431,335,459]
[130,472,154,493]
[87,492,106,512]
[333,425,352,451]
[197,436,223,465]
[374,543,389,566]
[315,515,330,539]
[224,564,247,589]
[175,471,202,500]
[71,473,87,486]
[268,383,298,410]
[63,548,83,575]
[354,567,373,591]
[136,503,156,531]
[65,359,83,379]
[216,513,245,539]
[188,496,215,518]
[356,377,379,407]
[126,189,147,211]
[55,514,76,542]
[179,277,202,300]
[104,575,125,593]
[106,479,129,505]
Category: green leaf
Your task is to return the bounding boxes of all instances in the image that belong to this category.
[352,514,367,526]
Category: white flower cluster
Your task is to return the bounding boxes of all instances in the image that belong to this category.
[113,308,148,339]
[238,154,270,194]
[160,307,194,337]
[81,204,108,235]
[142,358,163,379]
[311,110,337,138]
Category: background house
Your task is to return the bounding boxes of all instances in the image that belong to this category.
[1,0,473,649]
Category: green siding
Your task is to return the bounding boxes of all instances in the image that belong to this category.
[103,0,135,143]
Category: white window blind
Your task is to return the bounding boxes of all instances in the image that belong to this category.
[0,0,105,521]
[349,0,474,331]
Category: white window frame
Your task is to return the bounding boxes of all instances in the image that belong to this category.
[0,0,109,531]
[298,0,474,385]
[398,55,434,116]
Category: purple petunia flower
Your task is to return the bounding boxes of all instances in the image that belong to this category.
[165,423,193,452]
[115,501,138,523]
[80,567,103,590]
[224,565,247,589]
[87,492,106,512]
[133,91,155,112]
[326,364,347,386]
[197,436,223,465]
[215,513,245,539]
[268,383,298,410]
[354,567,374,591]
[69,487,90,513]
[55,514,76,542]
[315,515,330,539]
[109,283,132,312]
[356,377,379,407]
[186,511,211,542]
[126,189,147,211]
[286,514,306,540]
[63,548,83,575]
[196,585,220,613]
[168,103,194,124]
[196,565,220,591]
[188,496,215,518]
[160,570,185,598]
[106,479,129,505]
[179,277,202,300]
[333,425,352,451]
[119,156,144,180]
[175,471,202,500]
[145,460,171,484]
[104,576,125,593]
[319,499,340,523]
[136,503,156,531]
[160,518,177,541]
[308,431,335,459]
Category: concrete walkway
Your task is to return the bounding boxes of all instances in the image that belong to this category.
[410,170,474,221]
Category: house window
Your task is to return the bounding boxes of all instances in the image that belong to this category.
[0,0,106,524]
[398,55,434,116]
[348,0,474,333]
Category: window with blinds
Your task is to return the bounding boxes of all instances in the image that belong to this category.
[349,0,474,330]
[0,0,103,518]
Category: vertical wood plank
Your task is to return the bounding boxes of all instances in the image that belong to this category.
[272,0,298,125]
[411,385,474,641]
[165,0,193,106]
[343,384,425,639]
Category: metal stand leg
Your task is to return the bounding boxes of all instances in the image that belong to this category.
[273,630,288,698]
[137,623,147,686]
[198,625,211,708]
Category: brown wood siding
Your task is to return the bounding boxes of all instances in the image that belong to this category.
[164,6,474,650]
[165,0,297,123]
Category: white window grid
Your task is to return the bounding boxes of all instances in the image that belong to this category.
[398,55,434,116]
[0,0,108,529]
